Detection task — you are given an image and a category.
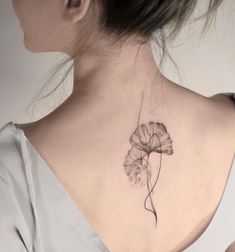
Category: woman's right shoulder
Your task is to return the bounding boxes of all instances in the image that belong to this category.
[209,92,235,110]
[208,92,235,127]
[206,92,235,152]
[176,88,235,156]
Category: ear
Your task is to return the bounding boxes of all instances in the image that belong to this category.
[63,0,91,24]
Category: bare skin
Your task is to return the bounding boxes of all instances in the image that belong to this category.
[226,241,235,252]
[16,83,235,252]
[12,0,235,251]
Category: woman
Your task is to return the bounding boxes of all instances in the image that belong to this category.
[0,0,234,251]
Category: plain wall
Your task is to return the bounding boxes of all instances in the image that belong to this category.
[0,0,234,125]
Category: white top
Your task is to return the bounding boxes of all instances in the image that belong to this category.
[0,92,234,252]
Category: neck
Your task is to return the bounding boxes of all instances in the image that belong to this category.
[43,41,169,132]
[69,41,165,110]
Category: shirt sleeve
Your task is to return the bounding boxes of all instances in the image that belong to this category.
[0,174,31,252]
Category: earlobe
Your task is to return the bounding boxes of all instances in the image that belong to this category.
[63,0,91,24]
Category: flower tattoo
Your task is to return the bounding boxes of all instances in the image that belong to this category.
[123,92,174,227]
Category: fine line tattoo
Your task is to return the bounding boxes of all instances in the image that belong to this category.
[123,91,174,227]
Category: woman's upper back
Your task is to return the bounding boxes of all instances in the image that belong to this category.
[0,91,234,252]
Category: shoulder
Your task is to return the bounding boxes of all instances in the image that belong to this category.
[0,122,30,189]
[171,85,235,135]
[208,92,235,127]
[209,92,235,110]
[207,92,235,151]
[176,89,235,157]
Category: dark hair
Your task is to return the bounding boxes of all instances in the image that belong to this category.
[28,0,224,113]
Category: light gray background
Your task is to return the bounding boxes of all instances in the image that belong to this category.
[0,0,234,126]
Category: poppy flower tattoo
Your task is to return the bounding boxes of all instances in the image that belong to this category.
[123,92,174,227]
